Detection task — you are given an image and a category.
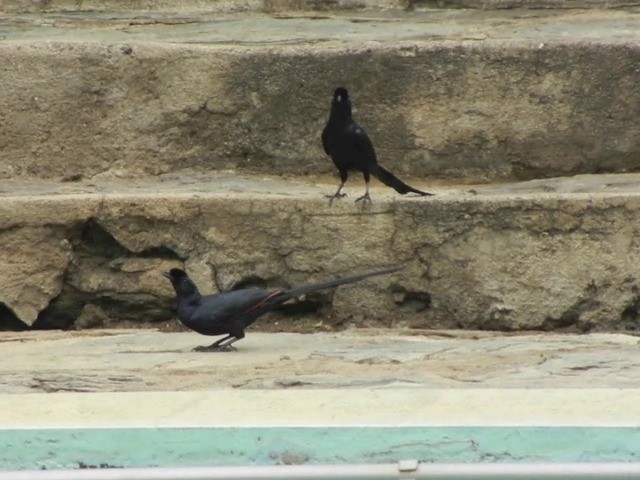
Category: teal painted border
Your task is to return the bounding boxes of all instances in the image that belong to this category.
[0,427,638,471]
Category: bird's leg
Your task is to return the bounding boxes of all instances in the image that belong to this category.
[192,334,234,352]
[355,171,372,205]
[355,182,372,204]
[216,336,240,352]
[325,182,347,205]
[326,170,349,205]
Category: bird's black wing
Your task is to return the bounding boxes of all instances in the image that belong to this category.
[349,124,378,166]
[188,264,406,334]
[242,263,406,322]
[321,125,331,156]
[186,288,278,334]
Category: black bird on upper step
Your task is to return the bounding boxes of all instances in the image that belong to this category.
[321,87,434,204]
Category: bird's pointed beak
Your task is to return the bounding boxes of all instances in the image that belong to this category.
[161,271,171,279]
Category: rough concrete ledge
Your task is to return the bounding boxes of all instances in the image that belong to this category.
[0,0,409,14]
[413,0,640,10]
[2,0,638,13]
[1,329,640,393]
[2,9,640,182]
[2,172,640,333]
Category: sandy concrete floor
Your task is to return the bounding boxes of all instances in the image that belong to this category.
[2,8,640,46]
[2,328,640,393]
[2,328,640,428]
[2,171,640,198]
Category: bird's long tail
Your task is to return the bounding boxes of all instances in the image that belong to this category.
[245,263,406,321]
[372,165,433,196]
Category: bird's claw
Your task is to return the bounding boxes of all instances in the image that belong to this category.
[354,193,372,204]
[192,345,237,353]
[325,192,347,205]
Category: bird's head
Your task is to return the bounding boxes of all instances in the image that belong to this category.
[333,87,350,104]
[330,87,353,120]
[162,268,200,298]
[162,267,187,280]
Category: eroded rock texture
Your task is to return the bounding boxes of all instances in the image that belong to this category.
[1,15,640,183]
[1,188,640,333]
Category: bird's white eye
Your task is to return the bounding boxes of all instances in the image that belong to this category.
[336,95,342,102]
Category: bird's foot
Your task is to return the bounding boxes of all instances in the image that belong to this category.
[325,192,347,205]
[192,345,237,353]
[354,192,372,204]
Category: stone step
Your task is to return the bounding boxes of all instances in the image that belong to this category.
[1,329,638,392]
[1,8,640,183]
[2,329,638,471]
[413,0,640,9]
[2,0,638,13]
[0,327,640,394]
[2,172,640,332]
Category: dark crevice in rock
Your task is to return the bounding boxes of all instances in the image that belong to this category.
[392,287,432,312]
[80,218,128,258]
[34,287,175,331]
[540,313,580,332]
[92,294,172,323]
[230,275,269,291]
[32,285,85,330]
[620,304,637,322]
[537,280,600,333]
[80,218,183,260]
[618,295,640,331]
[30,218,180,331]
[138,246,182,260]
[541,301,599,333]
[34,293,173,331]
[0,303,30,331]
[277,297,325,317]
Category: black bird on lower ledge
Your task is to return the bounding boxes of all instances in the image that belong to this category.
[322,87,434,204]
[163,264,406,352]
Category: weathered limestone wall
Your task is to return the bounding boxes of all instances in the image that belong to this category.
[2,0,638,12]
[3,184,640,332]
[2,41,640,183]
[2,7,640,333]
[413,1,640,9]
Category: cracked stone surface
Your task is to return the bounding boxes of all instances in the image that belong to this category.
[2,172,640,332]
[1,328,639,393]
[2,0,638,14]
[1,8,640,182]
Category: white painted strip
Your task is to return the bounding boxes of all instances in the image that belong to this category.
[0,388,638,429]
[3,463,640,480]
